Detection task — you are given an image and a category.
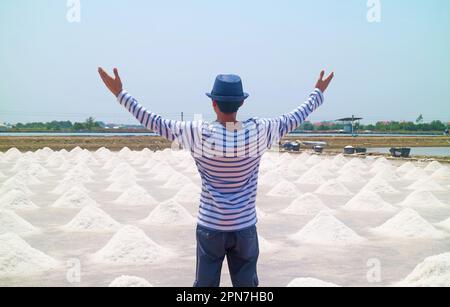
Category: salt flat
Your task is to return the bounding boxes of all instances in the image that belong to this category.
[0,147,449,287]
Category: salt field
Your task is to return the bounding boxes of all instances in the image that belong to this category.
[0,147,450,287]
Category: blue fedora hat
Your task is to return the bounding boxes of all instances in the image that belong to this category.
[206,74,249,102]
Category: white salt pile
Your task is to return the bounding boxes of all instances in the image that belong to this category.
[305,154,321,166]
[267,180,301,197]
[142,200,195,226]
[259,170,284,186]
[372,208,445,239]
[295,170,326,185]
[403,168,428,181]
[332,154,347,166]
[340,158,368,172]
[310,163,337,177]
[373,167,401,182]
[52,187,99,209]
[343,190,396,212]
[396,162,416,174]
[289,212,365,246]
[396,253,450,287]
[287,158,308,173]
[0,233,59,277]
[287,277,340,287]
[92,225,172,264]
[1,178,33,196]
[406,177,445,192]
[163,173,194,189]
[9,171,42,185]
[0,189,38,210]
[281,193,331,216]
[258,235,278,253]
[398,191,446,209]
[370,163,396,175]
[362,177,399,194]
[431,168,450,181]
[106,174,139,192]
[0,210,39,235]
[336,171,366,184]
[315,180,353,196]
[114,185,158,207]
[62,206,121,232]
[109,275,153,287]
[173,184,201,203]
[52,176,91,194]
[435,218,450,231]
[424,161,443,173]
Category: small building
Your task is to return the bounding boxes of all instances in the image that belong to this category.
[336,116,363,136]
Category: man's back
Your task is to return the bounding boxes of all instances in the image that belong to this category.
[115,88,324,231]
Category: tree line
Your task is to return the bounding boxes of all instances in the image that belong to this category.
[10,117,105,132]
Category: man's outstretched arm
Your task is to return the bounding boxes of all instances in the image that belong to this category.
[98,67,198,147]
[262,70,334,146]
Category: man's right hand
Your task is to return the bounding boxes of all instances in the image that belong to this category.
[315,70,334,93]
[98,67,123,97]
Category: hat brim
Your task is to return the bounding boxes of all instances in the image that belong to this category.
[206,93,249,102]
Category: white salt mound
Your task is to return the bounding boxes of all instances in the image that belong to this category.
[0,233,59,277]
[259,171,283,186]
[287,277,340,287]
[344,190,396,212]
[431,168,450,181]
[373,208,445,239]
[337,171,366,184]
[398,191,446,209]
[267,180,300,197]
[52,187,99,209]
[1,178,33,196]
[435,218,450,231]
[315,180,353,196]
[424,161,443,172]
[407,177,445,192]
[173,184,201,202]
[163,173,194,189]
[258,235,278,253]
[143,200,195,226]
[289,212,365,246]
[282,193,331,216]
[403,168,428,181]
[114,185,157,207]
[106,175,139,192]
[62,206,121,232]
[362,177,399,194]
[0,210,38,235]
[295,171,326,185]
[0,189,38,210]
[396,162,416,174]
[109,275,153,287]
[397,253,450,287]
[92,226,172,264]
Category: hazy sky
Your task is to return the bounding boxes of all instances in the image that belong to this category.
[0,0,449,124]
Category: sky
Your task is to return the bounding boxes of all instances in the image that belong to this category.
[0,0,449,125]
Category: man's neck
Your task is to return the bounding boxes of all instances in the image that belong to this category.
[216,114,238,125]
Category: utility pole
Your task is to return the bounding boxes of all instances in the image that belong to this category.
[181,112,184,121]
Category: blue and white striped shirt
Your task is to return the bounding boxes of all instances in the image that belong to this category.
[117,89,324,231]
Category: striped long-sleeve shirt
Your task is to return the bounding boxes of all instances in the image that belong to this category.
[117,89,324,231]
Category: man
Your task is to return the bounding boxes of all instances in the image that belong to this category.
[98,67,334,287]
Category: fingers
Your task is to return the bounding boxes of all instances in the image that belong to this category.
[98,67,114,81]
[319,70,325,80]
[324,72,334,83]
[113,68,121,81]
